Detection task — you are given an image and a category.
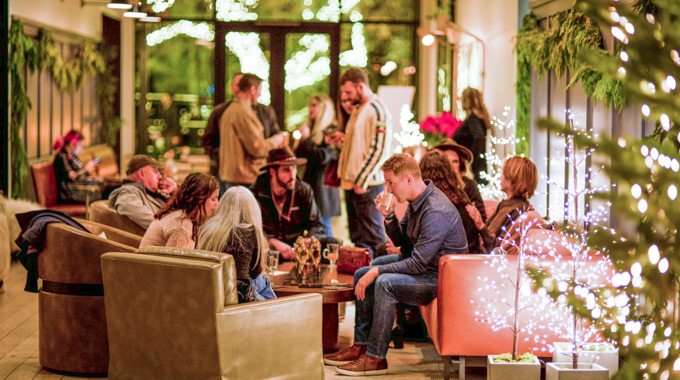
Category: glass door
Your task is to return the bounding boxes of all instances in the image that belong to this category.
[215,22,340,131]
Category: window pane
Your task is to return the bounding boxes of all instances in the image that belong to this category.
[285,33,331,129]
[341,0,417,22]
[215,0,341,22]
[161,0,214,20]
[142,22,215,156]
[225,32,271,104]
[340,23,416,89]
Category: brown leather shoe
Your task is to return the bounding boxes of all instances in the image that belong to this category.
[323,344,366,366]
[335,354,388,376]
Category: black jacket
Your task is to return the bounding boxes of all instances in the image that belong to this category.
[251,172,325,246]
[454,115,488,185]
[294,137,341,218]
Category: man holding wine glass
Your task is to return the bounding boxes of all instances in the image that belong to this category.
[324,153,468,376]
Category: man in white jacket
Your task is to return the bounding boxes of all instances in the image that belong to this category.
[336,68,393,257]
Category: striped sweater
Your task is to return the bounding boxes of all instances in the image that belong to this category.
[337,94,393,190]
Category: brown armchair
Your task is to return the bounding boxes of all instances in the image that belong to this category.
[38,221,141,374]
[101,247,325,380]
[89,200,146,236]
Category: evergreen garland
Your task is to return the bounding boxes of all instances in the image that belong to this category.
[515,10,627,155]
[8,19,118,198]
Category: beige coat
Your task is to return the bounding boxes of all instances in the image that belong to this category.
[219,97,277,184]
[337,95,393,190]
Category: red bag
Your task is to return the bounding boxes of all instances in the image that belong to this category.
[323,159,341,188]
[337,246,371,274]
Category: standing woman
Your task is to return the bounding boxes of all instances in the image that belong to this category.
[453,88,491,185]
[140,173,219,249]
[52,130,104,204]
[197,186,275,303]
[419,150,482,254]
[295,94,341,237]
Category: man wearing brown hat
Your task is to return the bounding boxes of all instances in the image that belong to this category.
[433,138,487,222]
[251,147,329,260]
[108,155,178,229]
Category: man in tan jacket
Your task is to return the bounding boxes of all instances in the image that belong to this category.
[335,68,393,257]
[218,74,286,194]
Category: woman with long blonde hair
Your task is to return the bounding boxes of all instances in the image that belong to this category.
[196,186,274,302]
[454,87,491,185]
[295,94,341,236]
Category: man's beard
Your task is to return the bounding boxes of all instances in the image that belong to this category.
[276,174,295,190]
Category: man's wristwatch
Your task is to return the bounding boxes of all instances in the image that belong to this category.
[384,212,396,221]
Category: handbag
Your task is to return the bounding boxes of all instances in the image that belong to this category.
[337,246,371,274]
[323,159,341,188]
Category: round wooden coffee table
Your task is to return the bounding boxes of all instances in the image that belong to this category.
[273,265,354,353]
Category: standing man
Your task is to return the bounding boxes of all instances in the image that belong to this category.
[218,74,286,194]
[336,67,393,258]
[324,153,468,376]
[201,72,282,176]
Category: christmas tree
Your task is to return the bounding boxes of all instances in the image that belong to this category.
[533,0,680,378]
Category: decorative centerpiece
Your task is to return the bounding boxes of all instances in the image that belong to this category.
[293,234,322,283]
[419,111,462,147]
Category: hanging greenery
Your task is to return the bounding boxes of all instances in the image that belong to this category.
[515,10,627,156]
[8,19,118,199]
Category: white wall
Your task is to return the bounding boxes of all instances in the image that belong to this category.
[455,0,519,120]
[9,0,103,39]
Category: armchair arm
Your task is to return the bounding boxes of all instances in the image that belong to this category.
[216,293,324,380]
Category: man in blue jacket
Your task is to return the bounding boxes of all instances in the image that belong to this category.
[324,153,468,376]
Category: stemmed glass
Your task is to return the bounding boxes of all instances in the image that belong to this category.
[323,243,339,268]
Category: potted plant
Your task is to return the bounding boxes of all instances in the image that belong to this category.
[529,114,614,380]
[419,111,461,147]
[473,212,551,380]
[552,342,618,378]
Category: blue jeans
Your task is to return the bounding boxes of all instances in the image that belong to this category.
[345,185,385,258]
[320,216,334,238]
[353,254,438,359]
[252,274,277,301]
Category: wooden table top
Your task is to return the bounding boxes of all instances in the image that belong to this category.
[273,264,355,304]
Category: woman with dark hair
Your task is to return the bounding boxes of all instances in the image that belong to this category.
[52,130,104,203]
[419,150,482,254]
[454,87,491,185]
[140,173,219,249]
[295,94,341,236]
[466,156,541,253]
[434,138,487,222]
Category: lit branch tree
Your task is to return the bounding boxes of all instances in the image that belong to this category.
[473,212,565,362]
[530,0,680,378]
[530,112,615,369]
[479,106,524,200]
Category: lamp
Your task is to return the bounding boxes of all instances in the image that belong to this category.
[107,1,133,9]
[123,5,147,18]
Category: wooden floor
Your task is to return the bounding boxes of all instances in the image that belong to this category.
[0,260,486,379]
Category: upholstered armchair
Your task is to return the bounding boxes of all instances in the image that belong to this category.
[101,247,325,380]
[89,200,146,236]
[38,221,141,374]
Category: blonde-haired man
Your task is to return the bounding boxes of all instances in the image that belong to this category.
[325,153,468,376]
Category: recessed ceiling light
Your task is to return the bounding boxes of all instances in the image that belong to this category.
[107,1,132,9]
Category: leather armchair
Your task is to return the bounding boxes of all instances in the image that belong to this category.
[30,161,86,217]
[38,221,140,374]
[89,200,146,237]
[101,247,325,380]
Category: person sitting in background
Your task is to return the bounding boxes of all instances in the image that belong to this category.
[466,156,540,253]
[419,150,483,254]
[251,147,331,260]
[197,186,276,303]
[108,155,178,229]
[434,138,487,223]
[294,94,341,237]
[140,173,219,249]
[52,130,104,204]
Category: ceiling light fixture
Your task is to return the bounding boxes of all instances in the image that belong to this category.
[123,5,147,18]
[140,15,161,22]
[107,1,132,9]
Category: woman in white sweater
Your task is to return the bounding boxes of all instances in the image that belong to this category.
[140,173,219,249]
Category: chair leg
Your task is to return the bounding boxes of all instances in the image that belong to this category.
[458,356,466,380]
[443,356,451,380]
